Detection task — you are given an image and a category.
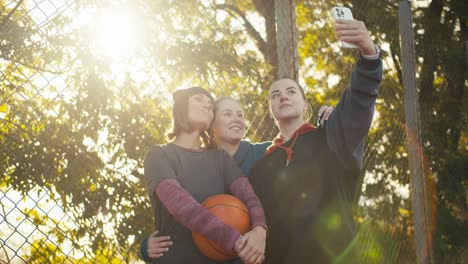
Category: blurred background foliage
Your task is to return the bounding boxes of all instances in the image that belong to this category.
[0,0,466,263]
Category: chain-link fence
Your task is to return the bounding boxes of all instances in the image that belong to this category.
[2,0,466,263]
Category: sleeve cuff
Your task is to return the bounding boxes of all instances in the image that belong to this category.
[139,237,153,262]
[225,230,242,254]
[252,223,268,235]
[360,45,380,60]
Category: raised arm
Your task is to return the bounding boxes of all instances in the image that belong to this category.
[325,19,383,171]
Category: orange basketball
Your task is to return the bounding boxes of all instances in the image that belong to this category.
[192,194,251,261]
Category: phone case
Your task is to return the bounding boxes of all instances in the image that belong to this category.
[331,7,359,49]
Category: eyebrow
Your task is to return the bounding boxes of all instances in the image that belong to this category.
[269,89,279,96]
[269,86,297,96]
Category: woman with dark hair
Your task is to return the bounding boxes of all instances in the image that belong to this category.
[142,86,267,264]
[250,19,383,263]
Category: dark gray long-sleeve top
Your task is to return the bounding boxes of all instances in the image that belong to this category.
[250,55,383,264]
[326,55,382,171]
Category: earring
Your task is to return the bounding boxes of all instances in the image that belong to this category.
[304,101,313,123]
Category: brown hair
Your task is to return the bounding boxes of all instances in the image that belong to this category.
[166,86,215,148]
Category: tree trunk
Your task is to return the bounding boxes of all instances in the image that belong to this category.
[274,0,297,80]
[264,0,278,79]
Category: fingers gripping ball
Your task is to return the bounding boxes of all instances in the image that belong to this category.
[192,194,251,261]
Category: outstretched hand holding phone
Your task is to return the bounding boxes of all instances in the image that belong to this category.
[332,7,377,56]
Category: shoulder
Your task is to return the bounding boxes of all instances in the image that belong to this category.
[145,144,171,162]
[251,141,271,157]
[301,126,324,139]
[239,140,270,151]
[252,141,271,148]
[146,144,163,156]
[237,140,271,160]
[146,144,168,155]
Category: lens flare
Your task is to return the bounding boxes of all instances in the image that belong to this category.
[93,9,140,59]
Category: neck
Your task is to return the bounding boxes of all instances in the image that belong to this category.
[173,130,203,150]
[277,117,305,142]
[215,139,241,157]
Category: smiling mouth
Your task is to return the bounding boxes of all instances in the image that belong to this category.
[280,104,292,109]
[199,109,212,115]
[230,126,243,131]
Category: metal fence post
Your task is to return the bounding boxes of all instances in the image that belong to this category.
[399,1,433,263]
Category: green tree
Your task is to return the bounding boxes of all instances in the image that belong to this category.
[1,0,466,263]
[414,0,467,262]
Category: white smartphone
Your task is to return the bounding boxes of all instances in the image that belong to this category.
[331,7,359,49]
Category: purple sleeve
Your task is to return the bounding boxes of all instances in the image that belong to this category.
[155,178,241,252]
[326,57,383,171]
[229,177,267,230]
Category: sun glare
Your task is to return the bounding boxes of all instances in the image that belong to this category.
[93,9,140,59]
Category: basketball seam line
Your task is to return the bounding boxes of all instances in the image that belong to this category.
[204,204,249,214]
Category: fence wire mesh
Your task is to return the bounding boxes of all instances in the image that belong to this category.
[1,0,466,263]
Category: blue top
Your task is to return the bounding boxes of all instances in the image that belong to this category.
[232,140,271,176]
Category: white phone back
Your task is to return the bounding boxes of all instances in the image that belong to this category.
[332,7,359,49]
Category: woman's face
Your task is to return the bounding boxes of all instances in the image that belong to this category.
[268,78,307,122]
[187,93,214,132]
[212,99,245,144]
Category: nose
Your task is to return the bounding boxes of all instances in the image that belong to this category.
[202,100,212,111]
[233,114,242,123]
[280,93,288,102]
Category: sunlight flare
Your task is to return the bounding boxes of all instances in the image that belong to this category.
[93,9,140,59]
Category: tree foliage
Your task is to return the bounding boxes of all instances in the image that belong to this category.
[0,0,466,262]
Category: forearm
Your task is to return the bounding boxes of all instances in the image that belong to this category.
[229,177,267,230]
[155,178,240,252]
[326,57,382,170]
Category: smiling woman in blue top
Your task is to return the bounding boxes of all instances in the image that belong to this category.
[212,97,268,175]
